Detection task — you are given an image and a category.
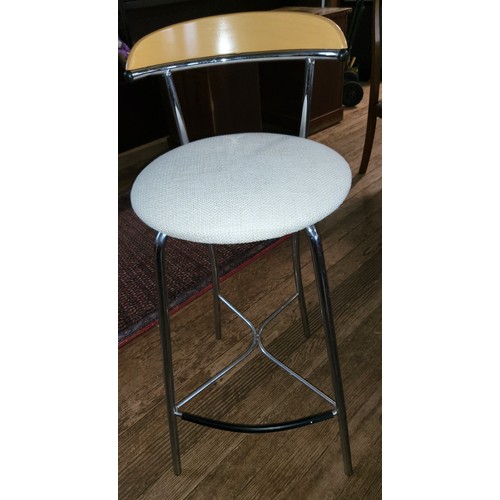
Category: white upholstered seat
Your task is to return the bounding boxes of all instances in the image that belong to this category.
[131,132,351,244]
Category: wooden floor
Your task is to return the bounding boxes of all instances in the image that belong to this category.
[119,84,382,499]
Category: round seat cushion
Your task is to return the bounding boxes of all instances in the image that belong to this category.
[131,133,351,244]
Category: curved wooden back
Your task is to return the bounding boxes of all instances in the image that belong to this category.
[126,11,347,74]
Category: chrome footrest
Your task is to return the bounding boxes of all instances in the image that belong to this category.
[180,410,336,433]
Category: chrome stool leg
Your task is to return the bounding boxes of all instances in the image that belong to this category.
[292,232,311,338]
[209,244,222,340]
[305,225,353,476]
[155,232,182,476]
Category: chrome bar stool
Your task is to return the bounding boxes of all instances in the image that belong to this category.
[125,11,353,476]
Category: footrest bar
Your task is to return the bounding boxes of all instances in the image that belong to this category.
[180,410,335,433]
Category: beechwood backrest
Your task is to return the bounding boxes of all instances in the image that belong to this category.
[126,12,348,75]
[125,11,348,143]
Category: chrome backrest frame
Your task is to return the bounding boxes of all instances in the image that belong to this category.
[124,49,348,81]
[123,48,349,145]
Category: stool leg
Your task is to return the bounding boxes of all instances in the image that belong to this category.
[292,232,311,338]
[155,232,182,475]
[305,225,353,476]
[209,244,222,340]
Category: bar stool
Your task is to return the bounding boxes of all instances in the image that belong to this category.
[125,11,353,476]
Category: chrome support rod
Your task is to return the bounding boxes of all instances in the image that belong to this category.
[257,339,337,408]
[155,232,182,476]
[176,331,257,410]
[292,233,311,338]
[219,295,259,336]
[209,244,222,340]
[163,70,189,145]
[126,49,348,81]
[257,293,298,336]
[176,295,258,410]
[299,58,316,138]
[176,294,259,410]
[175,290,336,414]
[255,292,336,408]
[305,225,353,476]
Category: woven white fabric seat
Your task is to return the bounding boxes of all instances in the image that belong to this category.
[131,133,351,244]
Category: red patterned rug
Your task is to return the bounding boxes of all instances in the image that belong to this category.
[119,196,287,347]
